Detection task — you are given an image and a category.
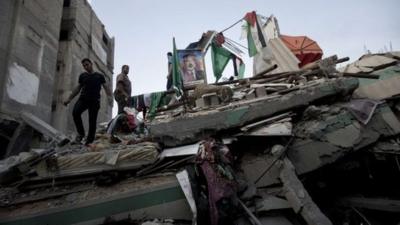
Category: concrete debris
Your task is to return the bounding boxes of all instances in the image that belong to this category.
[344,98,381,124]
[1,51,400,225]
[36,142,159,178]
[238,198,263,225]
[21,111,70,146]
[240,152,281,187]
[176,170,197,223]
[371,139,400,154]
[240,111,293,132]
[280,158,333,225]
[256,195,291,212]
[141,219,175,225]
[1,8,400,224]
[338,197,400,212]
[353,65,400,100]
[3,122,34,159]
[191,83,233,104]
[161,143,200,159]
[253,38,300,75]
[339,53,398,74]
[337,52,400,100]
[243,119,292,136]
[149,77,359,147]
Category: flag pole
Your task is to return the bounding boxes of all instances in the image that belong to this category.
[172,37,188,113]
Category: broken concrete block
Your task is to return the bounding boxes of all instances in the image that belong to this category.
[325,122,361,148]
[280,158,333,225]
[209,95,220,106]
[195,98,206,108]
[240,153,281,187]
[255,87,266,97]
[245,121,292,136]
[318,55,338,77]
[245,90,256,100]
[21,112,69,146]
[257,196,291,212]
[202,92,220,107]
[0,175,191,224]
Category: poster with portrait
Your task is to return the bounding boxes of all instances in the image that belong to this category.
[177,49,207,86]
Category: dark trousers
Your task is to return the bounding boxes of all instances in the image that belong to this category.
[114,94,127,114]
[73,99,100,144]
[166,75,173,91]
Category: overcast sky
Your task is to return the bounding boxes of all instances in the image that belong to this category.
[89,0,400,115]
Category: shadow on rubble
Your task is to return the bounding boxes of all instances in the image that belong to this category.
[302,150,400,225]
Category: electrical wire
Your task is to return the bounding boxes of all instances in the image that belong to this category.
[395,155,400,173]
[254,137,294,184]
[225,37,248,50]
[351,207,372,225]
[219,17,244,33]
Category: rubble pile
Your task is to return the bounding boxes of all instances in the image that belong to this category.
[0,52,399,225]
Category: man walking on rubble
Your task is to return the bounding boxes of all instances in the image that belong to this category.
[64,58,113,145]
[114,65,132,114]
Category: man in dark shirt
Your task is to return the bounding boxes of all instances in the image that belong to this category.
[64,58,112,145]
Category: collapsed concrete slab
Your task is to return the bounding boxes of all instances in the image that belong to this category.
[280,158,333,225]
[0,175,190,225]
[353,65,400,100]
[241,103,400,188]
[290,103,400,175]
[149,78,359,147]
[21,111,70,146]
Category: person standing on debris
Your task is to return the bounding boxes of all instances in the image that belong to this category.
[166,52,173,90]
[114,65,132,114]
[63,58,113,145]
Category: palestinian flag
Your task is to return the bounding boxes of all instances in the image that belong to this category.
[244,11,267,57]
[172,38,183,99]
[211,42,231,82]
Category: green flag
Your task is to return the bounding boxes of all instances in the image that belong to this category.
[172,38,183,99]
[147,92,164,120]
[211,42,232,82]
[246,23,258,57]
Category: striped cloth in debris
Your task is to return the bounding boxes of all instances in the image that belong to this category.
[56,142,159,170]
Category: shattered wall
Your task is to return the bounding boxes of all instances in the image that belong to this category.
[51,0,115,133]
[0,0,63,122]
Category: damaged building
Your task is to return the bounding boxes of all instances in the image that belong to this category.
[52,0,115,133]
[0,0,114,158]
[1,51,400,224]
[1,7,400,225]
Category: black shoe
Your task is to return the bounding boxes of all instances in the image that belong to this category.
[72,135,84,144]
[84,140,93,146]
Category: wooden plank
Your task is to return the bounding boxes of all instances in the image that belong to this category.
[241,112,293,132]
